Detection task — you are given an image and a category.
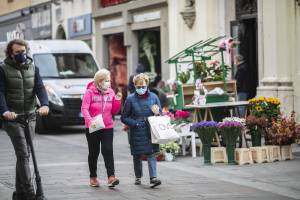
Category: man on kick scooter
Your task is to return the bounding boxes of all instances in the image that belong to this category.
[0,39,49,200]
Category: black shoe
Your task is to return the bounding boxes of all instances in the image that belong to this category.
[150,177,161,188]
[134,178,141,185]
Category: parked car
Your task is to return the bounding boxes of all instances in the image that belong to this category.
[0,40,100,133]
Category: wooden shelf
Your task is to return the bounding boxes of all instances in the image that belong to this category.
[181,80,237,105]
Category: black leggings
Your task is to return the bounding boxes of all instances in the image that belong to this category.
[85,128,114,178]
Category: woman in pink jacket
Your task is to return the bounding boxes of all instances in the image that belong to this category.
[81,69,122,188]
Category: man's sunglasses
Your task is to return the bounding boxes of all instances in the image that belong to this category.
[136,86,147,89]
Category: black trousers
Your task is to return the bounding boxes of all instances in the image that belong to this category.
[85,128,115,178]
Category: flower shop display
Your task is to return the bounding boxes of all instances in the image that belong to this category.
[160,142,180,161]
[166,36,237,110]
[265,111,300,146]
[217,120,244,164]
[171,110,193,126]
[194,61,230,83]
[246,115,268,146]
[248,96,281,123]
[191,121,218,164]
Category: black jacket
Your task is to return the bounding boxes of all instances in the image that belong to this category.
[234,62,249,93]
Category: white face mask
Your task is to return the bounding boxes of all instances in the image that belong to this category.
[98,81,111,91]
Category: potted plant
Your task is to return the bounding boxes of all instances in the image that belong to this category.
[160,142,180,161]
[266,112,300,146]
[248,96,281,125]
[246,115,268,146]
[171,110,192,129]
[218,120,244,164]
[191,121,218,164]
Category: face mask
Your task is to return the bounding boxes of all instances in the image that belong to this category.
[136,87,147,95]
[14,53,27,64]
[97,81,111,91]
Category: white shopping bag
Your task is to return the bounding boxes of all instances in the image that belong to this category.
[148,116,180,144]
[89,114,106,133]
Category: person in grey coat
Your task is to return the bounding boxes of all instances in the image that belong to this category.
[121,73,162,188]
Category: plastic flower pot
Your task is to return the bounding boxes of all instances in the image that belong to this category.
[250,130,262,147]
[195,127,216,164]
[219,126,242,165]
[226,144,236,164]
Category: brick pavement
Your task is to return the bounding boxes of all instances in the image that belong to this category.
[0,120,300,200]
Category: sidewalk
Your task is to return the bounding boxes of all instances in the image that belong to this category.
[0,120,300,200]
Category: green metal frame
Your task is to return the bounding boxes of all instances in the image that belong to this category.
[166,36,229,91]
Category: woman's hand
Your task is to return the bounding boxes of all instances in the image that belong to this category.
[115,92,123,101]
[151,104,160,115]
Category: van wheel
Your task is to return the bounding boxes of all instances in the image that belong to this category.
[36,116,48,134]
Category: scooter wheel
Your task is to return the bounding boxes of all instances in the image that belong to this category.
[12,191,17,200]
[36,195,47,200]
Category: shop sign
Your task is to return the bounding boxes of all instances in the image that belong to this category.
[68,14,92,38]
[133,11,160,23]
[100,18,123,29]
[6,23,26,41]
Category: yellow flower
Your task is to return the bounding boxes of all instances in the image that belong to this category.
[258,96,265,101]
[256,106,263,112]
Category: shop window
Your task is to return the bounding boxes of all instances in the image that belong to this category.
[100,0,131,8]
[138,29,161,77]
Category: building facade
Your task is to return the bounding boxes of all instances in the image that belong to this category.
[52,0,93,50]
[0,0,52,41]
[92,0,169,100]
[92,0,299,117]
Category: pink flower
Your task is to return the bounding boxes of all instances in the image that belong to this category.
[175,110,191,118]
[209,60,220,66]
[218,39,226,50]
[163,112,174,118]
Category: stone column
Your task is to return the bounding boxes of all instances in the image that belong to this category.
[257,0,296,115]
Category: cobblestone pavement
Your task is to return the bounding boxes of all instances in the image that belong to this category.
[1,120,300,200]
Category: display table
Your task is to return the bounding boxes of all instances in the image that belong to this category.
[185,101,249,147]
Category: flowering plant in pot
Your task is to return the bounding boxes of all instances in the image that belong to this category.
[265,112,300,146]
[160,142,180,161]
[217,120,244,164]
[248,96,281,125]
[171,110,192,126]
[191,121,218,164]
[246,115,268,146]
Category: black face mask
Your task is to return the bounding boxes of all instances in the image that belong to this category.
[14,53,27,63]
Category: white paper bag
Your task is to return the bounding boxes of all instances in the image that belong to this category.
[89,114,106,133]
[148,116,180,144]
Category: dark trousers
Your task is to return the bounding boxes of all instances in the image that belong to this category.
[85,128,115,178]
[3,119,36,200]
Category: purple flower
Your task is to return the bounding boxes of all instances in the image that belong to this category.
[191,121,218,130]
[217,121,244,128]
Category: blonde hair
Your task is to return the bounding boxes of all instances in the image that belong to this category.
[133,73,149,86]
[94,68,110,85]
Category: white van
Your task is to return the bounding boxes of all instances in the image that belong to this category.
[0,40,100,133]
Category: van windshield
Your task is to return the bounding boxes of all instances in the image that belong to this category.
[33,53,98,78]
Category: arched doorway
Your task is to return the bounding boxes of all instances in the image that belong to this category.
[56,25,66,39]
